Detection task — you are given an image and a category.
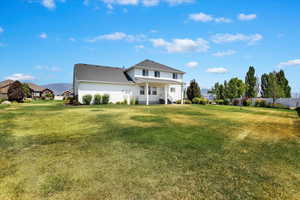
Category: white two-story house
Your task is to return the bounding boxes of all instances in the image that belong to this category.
[73,59,185,105]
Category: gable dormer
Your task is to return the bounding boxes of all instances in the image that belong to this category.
[126,59,184,82]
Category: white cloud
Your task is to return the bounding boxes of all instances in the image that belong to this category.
[42,0,56,9]
[185,61,199,68]
[211,33,263,45]
[238,13,257,21]
[39,33,48,39]
[101,0,138,6]
[142,0,159,6]
[215,17,232,23]
[212,50,236,57]
[35,65,62,72]
[166,0,194,5]
[87,32,146,42]
[0,27,4,33]
[278,59,300,67]
[189,12,231,23]
[69,37,76,42]
[150,38,209,53]
[189,13,213,22]
[89,0,193,7]
[135,45,145,49]
[206,67,228,73]
[6,73,36,81]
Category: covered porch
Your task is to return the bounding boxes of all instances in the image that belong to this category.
[135,78,184,105]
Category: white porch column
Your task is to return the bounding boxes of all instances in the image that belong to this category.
[181,83,184,104]
[146,81,149,106]
[164,85,168,104]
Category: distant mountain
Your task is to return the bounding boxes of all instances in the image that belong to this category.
[42,83,72,95]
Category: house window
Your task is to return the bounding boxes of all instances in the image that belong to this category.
[173,73,178,79]
[148,86,151,95]
[170,88,175,93]
[154,71,160,78]
[140,86,145,95]
[142,69,149,76]
[152,87,157,95]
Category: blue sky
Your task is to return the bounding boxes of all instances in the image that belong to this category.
[0,0,300,93]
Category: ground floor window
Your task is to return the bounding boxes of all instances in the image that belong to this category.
[148,86,151,95]
[152,87,157,95]
[140,86,145,95]
[170,87,175,93]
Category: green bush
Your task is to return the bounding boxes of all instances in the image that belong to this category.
[192,97,208,105]
[130,98,137,105]
[94,94,102,105]
[24,98,33,103]
[215,100,224,105]
[192,97,201,104]
[0,98,5,104]
[102,94,109,104]
[184,99,192,104]
[233,99,240,106]
[82,95,92,105]
[223,99,230,105]
[296,107,300,117]
[255,100,267,107]
[242,99,251,106]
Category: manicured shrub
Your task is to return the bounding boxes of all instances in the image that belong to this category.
[102,94,110,104]
[94,94,102,105]
[255,100,267,107]
[8,81,25,102]
[296,107,300,117]
[23,98,33,103]
[216,100,224,105]
[0,98,5,104]
[130,98,138,105]
[223,99,230,105]
[184,99,192,104]
[82,95,92,105]
[233,99,240,106]
[242,99,251,106]
[192,97,201,104]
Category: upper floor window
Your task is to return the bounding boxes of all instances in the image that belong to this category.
[140,86,145,95]
[154,71,160,78]
[173,73,178,79]
[142,69,149,76]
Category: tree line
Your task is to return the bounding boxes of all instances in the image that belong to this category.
[186,66,291,104]
[210,67,291,103]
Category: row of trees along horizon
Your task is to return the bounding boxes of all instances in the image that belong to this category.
[187,67,291,103]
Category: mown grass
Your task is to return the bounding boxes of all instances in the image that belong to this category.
[0,102,299,200]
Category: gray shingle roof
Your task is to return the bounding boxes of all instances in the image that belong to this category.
[74,64,134,84]
[127,59,185,74]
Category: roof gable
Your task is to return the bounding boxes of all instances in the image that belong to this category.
[127,59,185,74]
[74,64,133,84]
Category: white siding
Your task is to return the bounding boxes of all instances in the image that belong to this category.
[133,68,183,83]
[168,85,183,102]
[78,82,136,104]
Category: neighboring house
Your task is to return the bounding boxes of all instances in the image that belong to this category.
[27,83,54,98]
[73,59,185,105]
[0,80,54,99]
[62,90,73,99]
[0,80,14,99]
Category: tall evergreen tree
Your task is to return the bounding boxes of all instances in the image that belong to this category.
[276,70,291,97]
[186,79,201,101]
[261,73,269,98]
[245,66,257,98]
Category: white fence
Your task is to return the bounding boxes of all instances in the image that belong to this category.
[237,98,300,108]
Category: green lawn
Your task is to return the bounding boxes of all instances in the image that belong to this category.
[0,102,300,200]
